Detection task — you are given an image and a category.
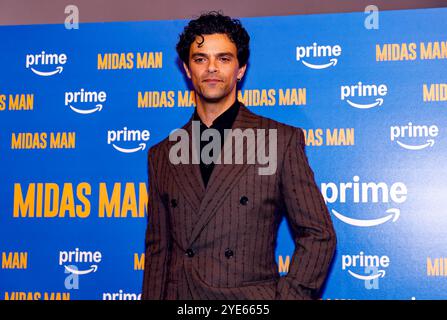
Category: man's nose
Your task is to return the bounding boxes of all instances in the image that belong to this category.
[207,58,218,73]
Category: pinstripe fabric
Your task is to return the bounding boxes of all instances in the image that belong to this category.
[142,104,336,300]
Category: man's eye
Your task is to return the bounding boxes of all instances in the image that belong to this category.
[220,57,231,62]
[194,58,205,63]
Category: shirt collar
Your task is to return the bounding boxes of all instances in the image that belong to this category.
[193,100,240,129]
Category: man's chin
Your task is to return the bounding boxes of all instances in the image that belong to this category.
[200,94,228,103]
[203,97,224,103]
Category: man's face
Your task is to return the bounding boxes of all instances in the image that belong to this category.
[183,33,246,103]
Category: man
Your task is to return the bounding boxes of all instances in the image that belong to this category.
[142,11,336,300]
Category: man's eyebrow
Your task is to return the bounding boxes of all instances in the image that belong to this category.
[191,52,235,58]
[191,53,207,58]
[216,52,235,57]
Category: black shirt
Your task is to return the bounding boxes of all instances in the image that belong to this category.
[193,100,240,188]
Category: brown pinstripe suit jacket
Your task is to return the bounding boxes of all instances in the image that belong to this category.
[142,104,336,300]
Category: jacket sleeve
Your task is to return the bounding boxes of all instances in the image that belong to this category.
[276,127,336,300]
[142,147,171,300]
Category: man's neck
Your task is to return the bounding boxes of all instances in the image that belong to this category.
[195,93,237,127]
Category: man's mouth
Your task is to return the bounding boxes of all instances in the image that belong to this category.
[203,78,223,83]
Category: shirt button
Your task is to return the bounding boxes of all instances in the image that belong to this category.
[224,248,234,259]
[185,249,195,258]
[240,196,249,206]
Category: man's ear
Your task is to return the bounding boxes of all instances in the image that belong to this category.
[237,64,247,81]
[183,62,192,79]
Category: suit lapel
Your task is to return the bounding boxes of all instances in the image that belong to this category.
[164,118,205,215]
[187,105,260,246]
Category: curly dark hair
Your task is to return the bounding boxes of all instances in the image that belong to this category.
[176,11,250,67]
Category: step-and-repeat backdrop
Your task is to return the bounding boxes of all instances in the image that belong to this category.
[1,7,446,300]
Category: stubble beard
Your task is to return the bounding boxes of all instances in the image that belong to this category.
[196,82,236,104]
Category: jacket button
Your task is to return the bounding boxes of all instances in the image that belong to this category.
[224,248,234,259]
[185,249,195,258]
[240,196,248,205]
[171,199,178,208]
[161,194,169,207]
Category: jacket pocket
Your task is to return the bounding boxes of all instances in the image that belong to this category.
[241,277,279,287]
